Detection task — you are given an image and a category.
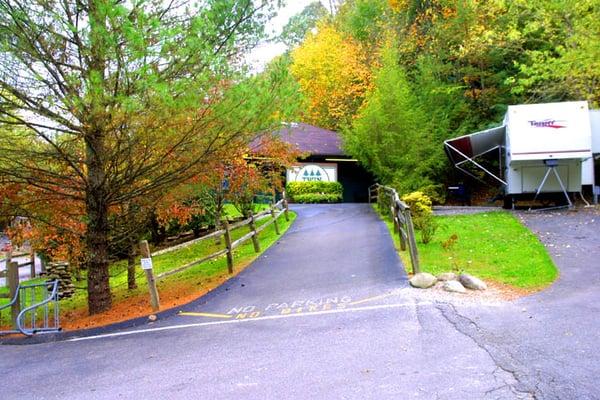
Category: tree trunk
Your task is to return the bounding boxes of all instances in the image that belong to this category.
[85,132,112,315]
[85,204,111,314]
[85,0,112,315]
[214,195,223,245]
[127,243,137,290]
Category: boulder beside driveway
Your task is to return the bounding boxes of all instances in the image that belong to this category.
[409,273,437,289]
[437,272,457,281]
[443,280,467,293]
[459,273,487,290]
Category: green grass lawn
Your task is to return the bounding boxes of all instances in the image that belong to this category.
[1,210,295,326]
[222,203,270,219]
[0,286,8,301]
[375,206,558,289]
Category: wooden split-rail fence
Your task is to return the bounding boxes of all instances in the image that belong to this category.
[0,250,38,290]
[368,184,420,274]
[1,251,39,321]
[139,198,290,312]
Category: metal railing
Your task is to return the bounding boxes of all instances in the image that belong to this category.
[369,184,420,274]
[0,280,60,336]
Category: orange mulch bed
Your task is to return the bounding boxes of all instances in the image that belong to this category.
[61,261,252,332]
[0,262,252,335]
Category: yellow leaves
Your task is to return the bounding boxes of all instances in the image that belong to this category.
[290,24,372,130]
[401,191,433,217]
[388,0,408,13]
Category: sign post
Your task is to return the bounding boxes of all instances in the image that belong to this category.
[139,240,160,312]
[223,220,234,274]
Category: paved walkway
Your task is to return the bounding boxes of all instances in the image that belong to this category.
[172,203,408,320]
[1,205,599,399]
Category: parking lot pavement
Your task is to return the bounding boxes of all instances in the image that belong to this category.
[1,205,599,399]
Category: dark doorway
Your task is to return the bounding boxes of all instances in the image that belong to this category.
[337,161,375,202]
[297,156,375,203]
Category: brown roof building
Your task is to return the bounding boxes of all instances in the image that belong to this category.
[270,123,374,202]
[273,123,345,156]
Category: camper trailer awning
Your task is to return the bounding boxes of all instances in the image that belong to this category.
[444,126,506,162]
[444,125,507,185]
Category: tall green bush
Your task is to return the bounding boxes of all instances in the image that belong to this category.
[343,41,437,194]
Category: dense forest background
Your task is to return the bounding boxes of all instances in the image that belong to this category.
[282,0,599,197]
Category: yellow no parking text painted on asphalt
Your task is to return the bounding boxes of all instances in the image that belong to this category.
[178,292,397,321]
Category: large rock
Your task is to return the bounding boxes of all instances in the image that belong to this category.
[459,273,487,290]
[409,273,437,289]
[443,280,467,293]
[437,272,457,281]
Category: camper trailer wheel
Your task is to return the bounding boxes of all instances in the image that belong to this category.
[503,195,514,210]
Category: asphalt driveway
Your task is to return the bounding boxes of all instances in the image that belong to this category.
[0,204,599,399]
[447,207,600,399]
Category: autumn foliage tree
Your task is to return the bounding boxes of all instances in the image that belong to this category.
[290,24,372,130]
[156,134,299,232]
[0,0,299,314]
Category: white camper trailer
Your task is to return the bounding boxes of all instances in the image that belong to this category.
[444,101,599,208]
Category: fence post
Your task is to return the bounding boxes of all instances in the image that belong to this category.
[30,250,36,279]
[8,261,20,329]
[270,203,281,235]
[405,211,421,274]
[139,240,160,312]
[283,197,290,222]
[214,206,222,246]
[40,253,47,274]
[398,210,407,251]
[4,250,12,288]
[249,212,261,253]
[223,220,234,274]
[391,205,398,233]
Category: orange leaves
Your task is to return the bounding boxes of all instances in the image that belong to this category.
[441,6,457,19]
[155,199,204,228]
[4,200,85,263]
[0,175,86,263]
[290,24,372,130]
[153,135,298,227]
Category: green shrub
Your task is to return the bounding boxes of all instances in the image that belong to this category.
[401,191,432,219]
[293,193,341,203]
[416,213,439,244]
[286,181,343,203]
[401,191,438,244]
[419,184,446,205]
